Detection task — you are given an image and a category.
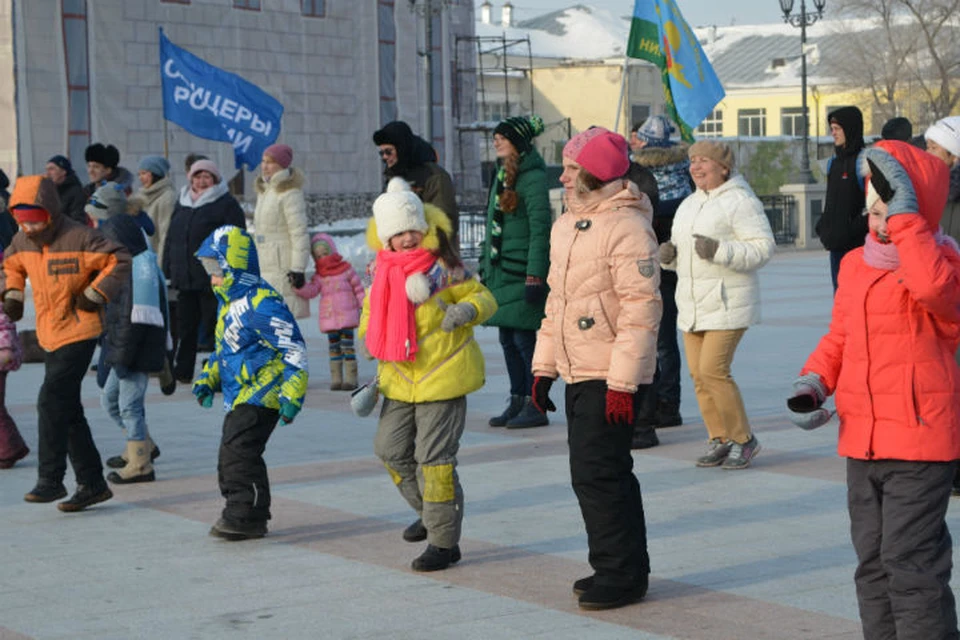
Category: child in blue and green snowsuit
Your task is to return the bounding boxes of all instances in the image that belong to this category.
[192,225,309,541]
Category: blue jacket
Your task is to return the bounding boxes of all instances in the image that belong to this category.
[193,225,309,415]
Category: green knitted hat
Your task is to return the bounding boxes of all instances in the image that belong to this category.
[494,115,545,154]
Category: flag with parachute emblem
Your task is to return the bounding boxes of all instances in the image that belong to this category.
[627,0,725,141]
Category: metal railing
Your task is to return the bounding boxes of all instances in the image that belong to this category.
[758,194,797,245]
[458,208,487,260]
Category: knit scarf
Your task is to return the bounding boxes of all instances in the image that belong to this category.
[131,250,165,328]
[488,163,511,263]
[863,228,960,271]
[315,253,351,277]
[365,248,437,362]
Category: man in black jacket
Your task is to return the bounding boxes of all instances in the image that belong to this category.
[373,121,459,245]
[816,107,867,291]
[45,156,88,225]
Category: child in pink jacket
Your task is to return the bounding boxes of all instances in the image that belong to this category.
[0,250,26,469]
[294,233,365,390]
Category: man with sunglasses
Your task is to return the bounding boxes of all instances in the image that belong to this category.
[373,121,459,247]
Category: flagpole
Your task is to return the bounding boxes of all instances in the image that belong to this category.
[613,56,628,133]
[163,118,169,161]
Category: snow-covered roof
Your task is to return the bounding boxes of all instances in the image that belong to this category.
[475,5,959,89]
[474,4,629,60]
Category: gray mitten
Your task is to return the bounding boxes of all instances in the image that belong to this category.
[787,373,832,431]
[658,242,677,264]
[350,378,380,417]
[437,299,477,332]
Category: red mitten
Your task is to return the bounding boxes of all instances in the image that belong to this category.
[531,376,557,414]
[605,389,634,426]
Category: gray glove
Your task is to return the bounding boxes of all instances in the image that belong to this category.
[437,299,477,332]
[658,242,677,264]
[693,234,719,261]
[787,374,832,431]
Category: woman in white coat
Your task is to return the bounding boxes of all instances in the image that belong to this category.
[253,144,311,318]
[659,140,775,470]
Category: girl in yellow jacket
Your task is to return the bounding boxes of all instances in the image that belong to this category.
[359,178,497,572]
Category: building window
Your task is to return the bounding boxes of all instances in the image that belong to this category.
[233,0,261,10]
[161,0,191,4]
[630,104,650,129]
[697,109,723,137]
[302,0,324,16]
[781,107,805,137]
[738,108,766,137]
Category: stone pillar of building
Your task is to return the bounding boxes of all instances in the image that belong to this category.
[780,182,826,250]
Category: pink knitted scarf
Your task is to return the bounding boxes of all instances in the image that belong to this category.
[365,248,436,362]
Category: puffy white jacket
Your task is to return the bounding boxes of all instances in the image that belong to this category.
[253,167,311,318]
[663,174,775,331]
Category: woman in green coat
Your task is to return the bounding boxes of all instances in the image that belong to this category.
[480,115,552,428]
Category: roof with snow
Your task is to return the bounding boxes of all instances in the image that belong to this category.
[475,4,960,88]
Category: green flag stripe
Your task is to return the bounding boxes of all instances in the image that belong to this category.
[626,18,664,66]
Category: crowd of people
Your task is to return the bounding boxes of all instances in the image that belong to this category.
[0,109,959,630]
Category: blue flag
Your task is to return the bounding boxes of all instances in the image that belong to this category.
[159,29,283,170]
[627,0,725,142]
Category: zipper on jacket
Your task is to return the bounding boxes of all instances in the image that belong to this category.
[558,223,581,370]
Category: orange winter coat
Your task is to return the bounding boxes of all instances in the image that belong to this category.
[532,182,662,393]
[3,176,131,352]
[802,140,960,462]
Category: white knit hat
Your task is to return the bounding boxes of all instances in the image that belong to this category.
[372,177,428,247]
[925,116,960,158]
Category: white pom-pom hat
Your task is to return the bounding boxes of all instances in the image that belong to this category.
[372,177,428,247]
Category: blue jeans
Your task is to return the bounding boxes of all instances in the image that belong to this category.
[829,249,852,293]
[499,327,537,397]
[100,368,149,441]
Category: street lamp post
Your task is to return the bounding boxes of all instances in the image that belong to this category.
[780,0,825,184]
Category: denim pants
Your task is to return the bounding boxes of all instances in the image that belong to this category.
[499,327,537,397]
[100,368,149,441]
[37,339,103,485]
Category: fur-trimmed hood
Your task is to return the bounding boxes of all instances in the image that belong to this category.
[365,201,452,252]
[255,167,304,195]
[632,143,689,169]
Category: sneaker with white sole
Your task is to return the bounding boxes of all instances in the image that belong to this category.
[722,435,761,470]
[696,438,732,467]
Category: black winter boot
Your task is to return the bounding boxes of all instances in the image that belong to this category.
[23,480,67,503]
[506,397,549,429]
[402,518,427,542]
[572,575,595,596]
[58,482,113,512]
[489,395,524,427]
[655,400,683,428]
[578,577,648,610]
[209,517,267,541]
[411,544,462,572]
[631,424,660,450]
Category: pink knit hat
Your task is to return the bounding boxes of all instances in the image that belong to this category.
[562,127,630,182]
[188,159,221,183]
[264,143,293,169]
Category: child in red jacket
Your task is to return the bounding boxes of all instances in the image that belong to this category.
[788,140,960,638]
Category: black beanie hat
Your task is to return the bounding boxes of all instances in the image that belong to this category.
[493,115,545,154]
[85,143,120,169]
[881,117,913,142]
[48,155,73,174]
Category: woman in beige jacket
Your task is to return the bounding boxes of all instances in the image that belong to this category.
[253,144,311,318]
[531,127,661,612]
[132,156,177,266]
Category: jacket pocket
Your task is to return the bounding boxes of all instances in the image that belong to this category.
[905,365,923,428]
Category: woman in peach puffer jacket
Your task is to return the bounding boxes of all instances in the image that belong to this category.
[531,127,661,612]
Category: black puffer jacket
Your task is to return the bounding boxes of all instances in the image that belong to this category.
[99,215,168,376]
[163,183,245,291]
[816,107,867,252]
[57,172,88,225]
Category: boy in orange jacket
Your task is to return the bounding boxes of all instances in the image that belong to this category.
[2,175,131,512]
[788,141,960,637]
